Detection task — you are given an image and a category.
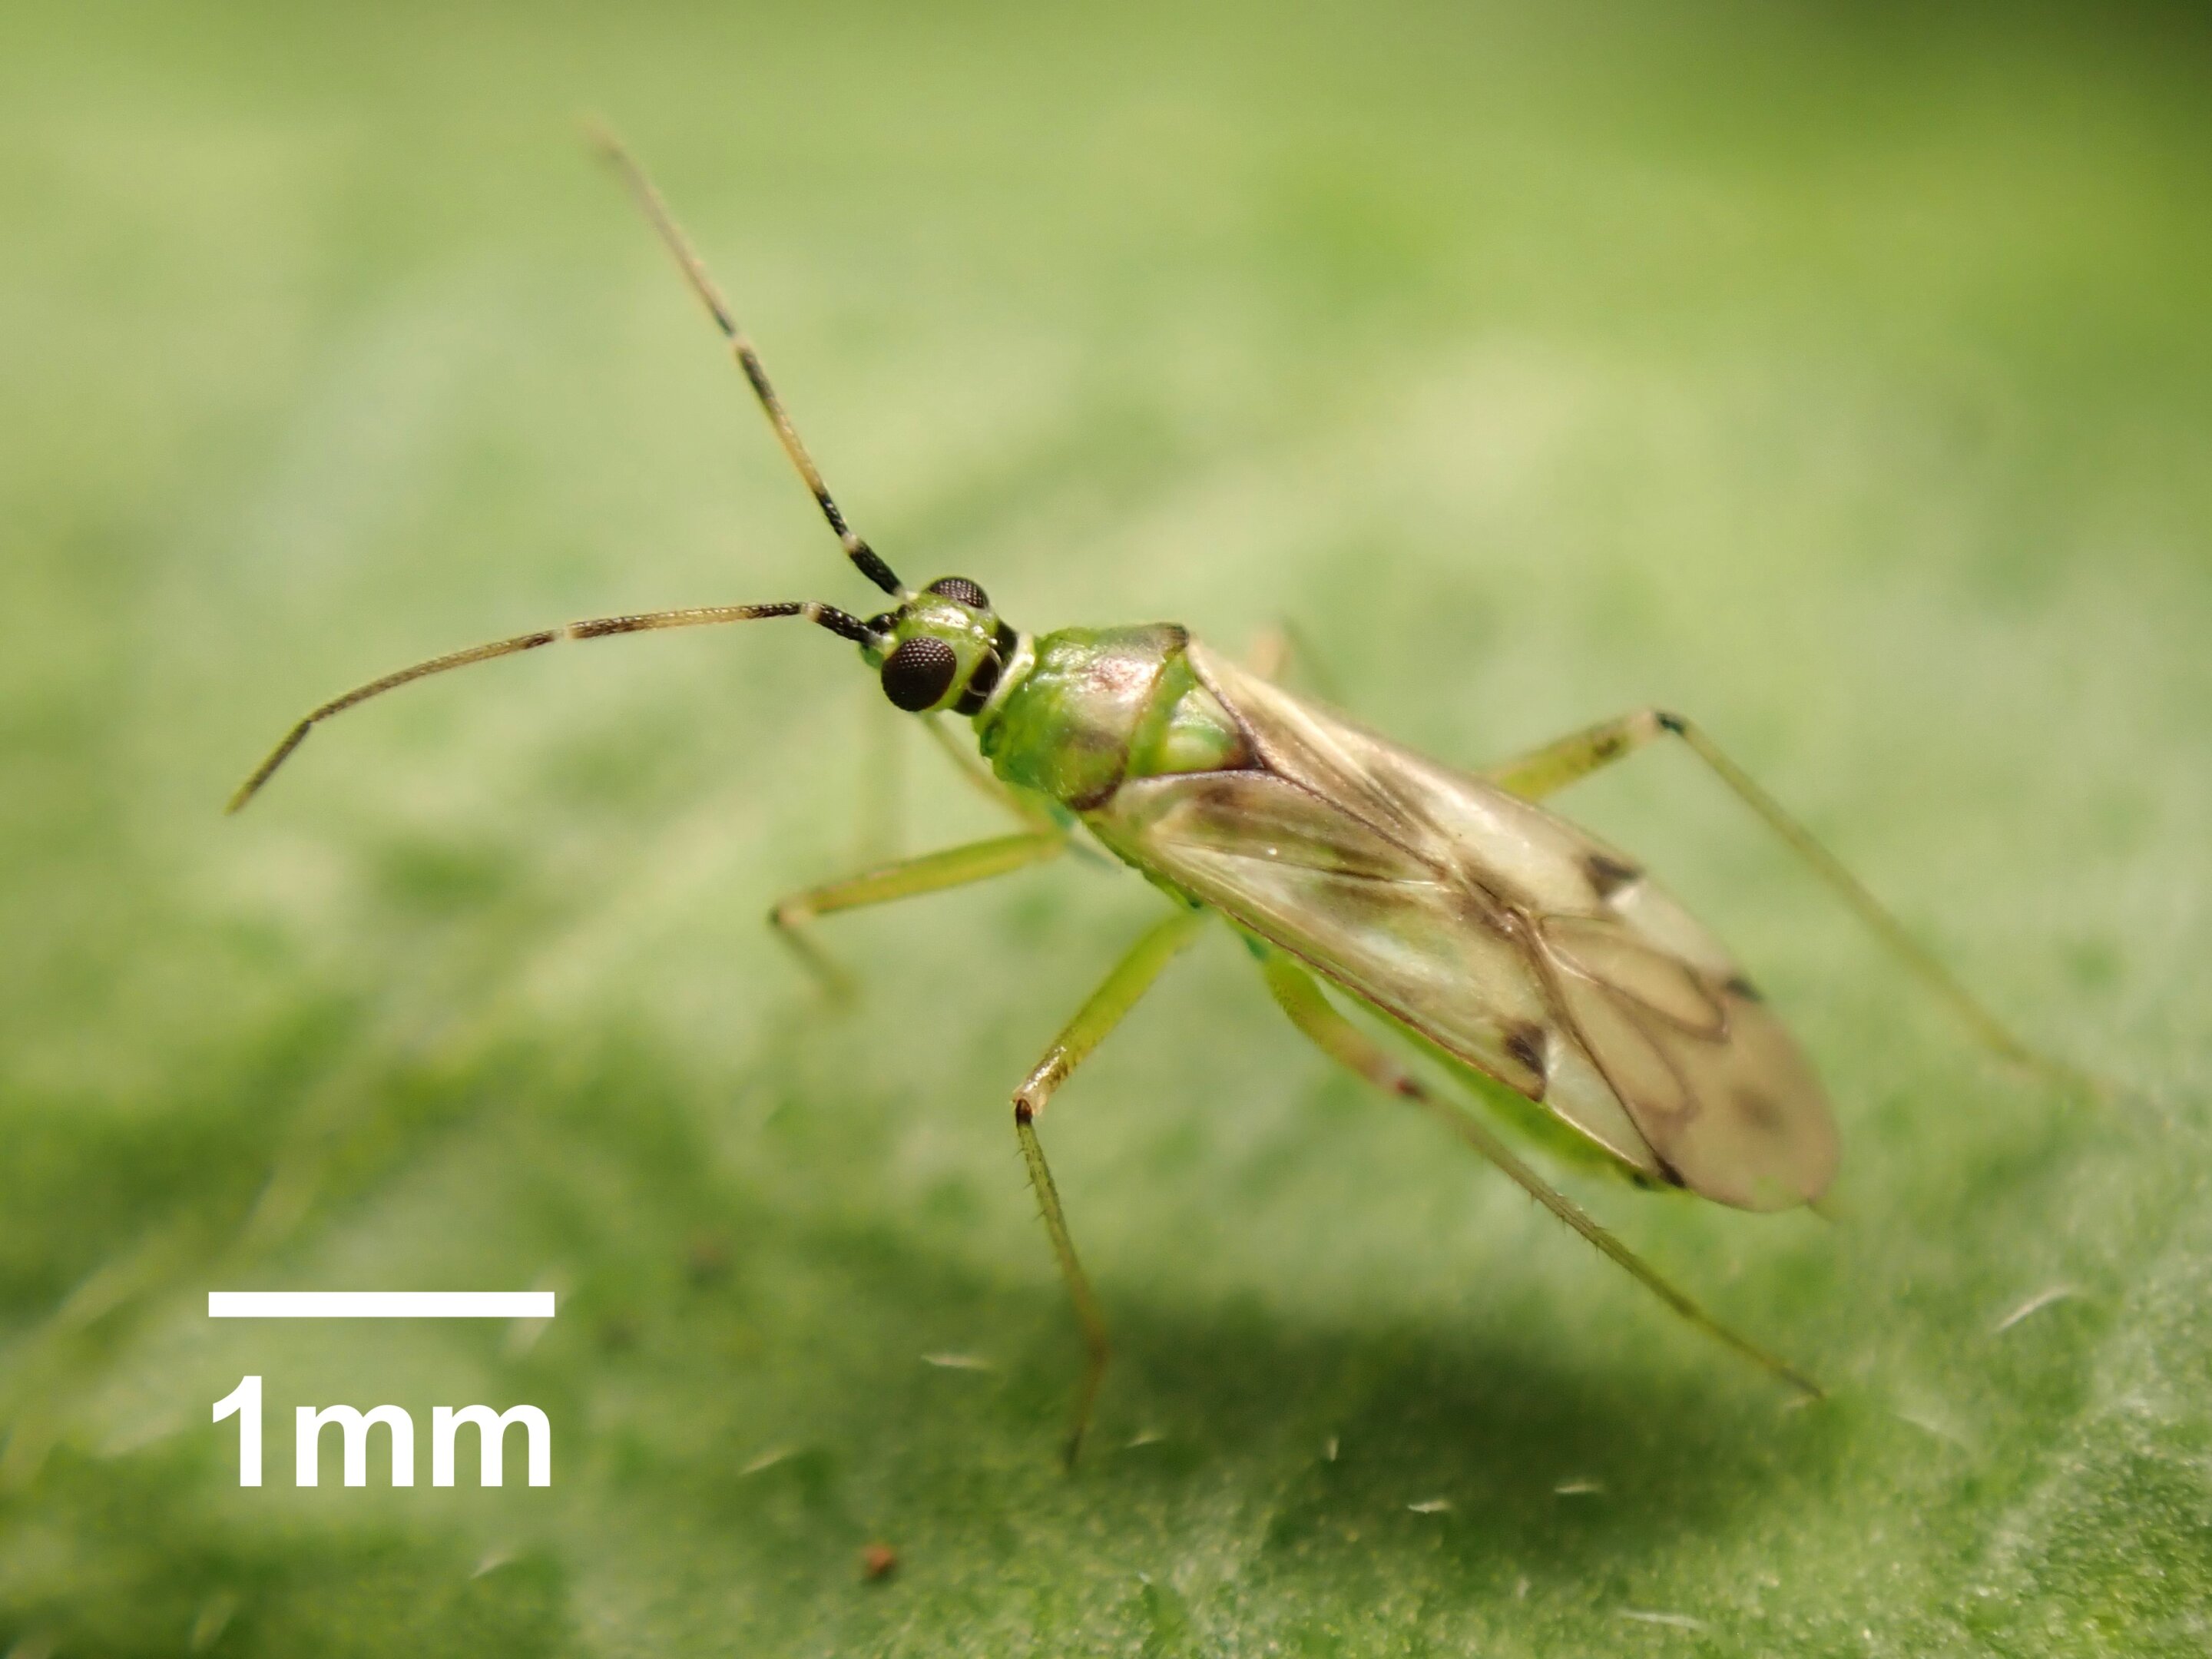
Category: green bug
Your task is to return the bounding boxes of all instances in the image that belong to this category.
[231,134,2084,1465]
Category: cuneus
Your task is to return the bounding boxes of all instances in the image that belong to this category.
[231,131,2094,1468]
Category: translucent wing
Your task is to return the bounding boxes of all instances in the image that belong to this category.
[1088,767,1667,1180]
[1086,644,1838,1212]
[1533,909,1836,1210]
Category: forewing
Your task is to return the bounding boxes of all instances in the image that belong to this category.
[1538,912,1838,1210]
[1089,769,1663,1178]
[1186,644,1608,916]
[1180,643,1839,1211]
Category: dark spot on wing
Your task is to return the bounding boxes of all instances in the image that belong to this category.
[1723,973,1763,1002]
[1584,853,1642,901]
[1171,774,1250,824]
[1734,1089,1783,1133]
[1654,1154,1687,1188]
[1504,1023,1549,1091]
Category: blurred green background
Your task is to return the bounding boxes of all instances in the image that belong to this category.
[4,0,2210,1652]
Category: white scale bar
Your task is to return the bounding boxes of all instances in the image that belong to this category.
[208,1291,555,1319]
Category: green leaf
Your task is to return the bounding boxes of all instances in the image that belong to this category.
[5,2,2208,1653]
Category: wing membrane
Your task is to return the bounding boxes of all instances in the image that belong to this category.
[1091,768,1662,1180]
[1544,917,1836,1208]
[1090,644,1838,1211]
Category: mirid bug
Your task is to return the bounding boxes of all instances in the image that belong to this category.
[230,133,2087,1465]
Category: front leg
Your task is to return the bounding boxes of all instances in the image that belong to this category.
[769,831,1066,998]
[921,714,1064,833]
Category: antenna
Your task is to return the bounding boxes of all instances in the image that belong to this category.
[227,601,877,812]
[588,123,906,599]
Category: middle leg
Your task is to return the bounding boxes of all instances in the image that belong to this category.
[1012,902,1210,1466]
[1242,619,1343,701]
[921,713,1064,833]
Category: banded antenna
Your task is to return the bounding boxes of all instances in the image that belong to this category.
[226,127,907,813]
[588,123,908,601]
[227,602,878,813]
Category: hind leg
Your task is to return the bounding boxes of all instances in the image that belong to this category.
[1480,708,2094,1094]
[1258,947,1820,1399]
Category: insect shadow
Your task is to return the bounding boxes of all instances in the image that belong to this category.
[668,1171,1833,1584]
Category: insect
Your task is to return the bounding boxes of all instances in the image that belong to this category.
[231,133,2084,1465]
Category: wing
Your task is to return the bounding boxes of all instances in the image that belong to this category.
[1089,644,1838,1212]
[1087,766,1667,1183]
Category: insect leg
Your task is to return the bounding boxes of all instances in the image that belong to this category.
[1242,620,1342,701]
[1475,709,1680,804]
[1257,949,1823,1401]
[920,715,1061,833]
[851,694,909,866]
[1012,903,1210,1467]
[1479,708,2093,1094]
[1244,626,1293,682]
[770,831,1067,998]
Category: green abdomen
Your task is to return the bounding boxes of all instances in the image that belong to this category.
[976,624,1252,810]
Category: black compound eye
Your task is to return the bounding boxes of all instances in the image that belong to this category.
[881,637,959,711]
[925,575,989,610]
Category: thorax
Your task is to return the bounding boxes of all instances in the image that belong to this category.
[975,624,1253,811]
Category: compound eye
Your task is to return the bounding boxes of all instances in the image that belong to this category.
[880,637,959,711]
[925,575,989,611]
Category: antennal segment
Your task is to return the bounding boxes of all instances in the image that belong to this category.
[227,600,878,813]
[589,123,906,601]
